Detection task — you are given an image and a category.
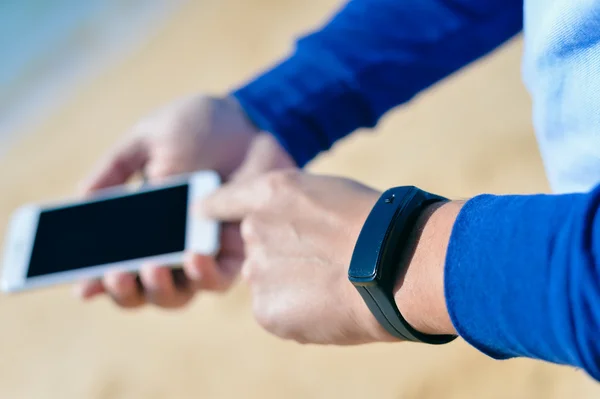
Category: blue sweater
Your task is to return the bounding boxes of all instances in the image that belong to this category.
[232,0,600,380]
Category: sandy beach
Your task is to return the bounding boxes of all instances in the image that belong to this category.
[1,1,599,397]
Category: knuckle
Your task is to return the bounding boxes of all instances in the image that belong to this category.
[112,295,144,309]
[278,324,300,342]
[110,156,131,176]
[156,294,193,309]
[252,304,298,341]
[293,336,310,345]
[263,174,283,200]
[240,215,262,243]
[204,278,233,293]
[263,169,299,195]
[253,306,278,334]
[145,289,172,307]
[241,258,260,282]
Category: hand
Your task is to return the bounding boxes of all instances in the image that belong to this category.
[202,170,459,345]
[76,95,296,308]
[201,170,381,344]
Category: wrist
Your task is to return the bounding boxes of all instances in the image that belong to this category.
[393,200,463,337]
[223,95,297,170]
[221,95,260,136]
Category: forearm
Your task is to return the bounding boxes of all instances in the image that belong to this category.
[401,187,600,380]
[232,0,523,166]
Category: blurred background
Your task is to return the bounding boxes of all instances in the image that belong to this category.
[1,1,599,398]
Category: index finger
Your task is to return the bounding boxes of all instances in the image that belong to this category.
[199,177,267,222]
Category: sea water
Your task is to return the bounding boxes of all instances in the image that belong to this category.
[0,0,185,153]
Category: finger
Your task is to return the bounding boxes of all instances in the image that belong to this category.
[74,279,105,299]
[81,137,148,194]
[183,223,243,291]
[183,253,240,292]
[103,271,145,308]
[199,178,265,222]
[219,222,245,258]
[139,266,193,308]
[171,268,192,291]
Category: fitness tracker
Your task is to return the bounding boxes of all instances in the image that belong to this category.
[348,186,457,345]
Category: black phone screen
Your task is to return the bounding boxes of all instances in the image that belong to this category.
[27,184,189,278]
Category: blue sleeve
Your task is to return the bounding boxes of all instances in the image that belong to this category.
[231,0,523,166]
[446,184,600,380]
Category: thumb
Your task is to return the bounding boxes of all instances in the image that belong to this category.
[228,132,295,182]
[80,137,148,195]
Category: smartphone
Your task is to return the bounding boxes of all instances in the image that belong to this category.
[1,170,221,293]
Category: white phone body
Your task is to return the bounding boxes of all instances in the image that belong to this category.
[1,170,221,293]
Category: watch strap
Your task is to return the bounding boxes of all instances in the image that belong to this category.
[349,186,457,345]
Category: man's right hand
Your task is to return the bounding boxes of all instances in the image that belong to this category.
[75,94,296,309]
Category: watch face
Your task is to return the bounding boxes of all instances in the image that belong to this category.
[348,191,401,285]
[348,250,379,284]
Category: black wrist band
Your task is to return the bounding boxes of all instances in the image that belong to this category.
[348,186,457,345]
